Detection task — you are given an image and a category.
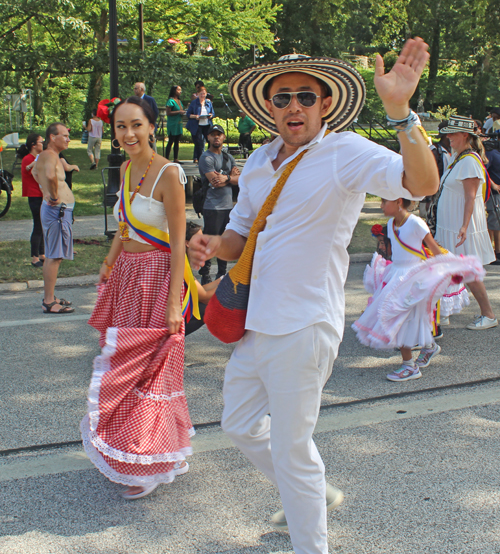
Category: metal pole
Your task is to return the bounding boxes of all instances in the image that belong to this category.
[139,4,144,52]
[105,0,124,236]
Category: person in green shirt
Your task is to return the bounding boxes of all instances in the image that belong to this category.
[237,109,256,152]
[165,85,186,163]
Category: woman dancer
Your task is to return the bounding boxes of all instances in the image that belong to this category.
[353,198,484,382]
[435,115,497,329]
[81,96,199,499]
[20,133,45,267]
[165,85,186,163]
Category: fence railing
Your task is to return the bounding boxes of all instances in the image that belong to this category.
[347,119,399,152]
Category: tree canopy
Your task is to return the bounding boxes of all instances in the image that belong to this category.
[1,0,499,131]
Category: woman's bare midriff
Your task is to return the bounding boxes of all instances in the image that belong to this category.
[122,239,157,253]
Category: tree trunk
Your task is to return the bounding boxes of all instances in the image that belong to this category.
[84,70,104,120]
[424,18,441,110]
[84,8,108,120]
[470,50,491,119]
[310,20,322,57]
[33,70,50,125]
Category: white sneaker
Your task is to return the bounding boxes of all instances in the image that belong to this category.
[440,316,450,326]
[466,316,498,330]
[270,484,344,531]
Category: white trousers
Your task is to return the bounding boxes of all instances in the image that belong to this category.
[221,322,340,554]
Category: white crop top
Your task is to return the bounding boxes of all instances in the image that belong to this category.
[113,163,186,245]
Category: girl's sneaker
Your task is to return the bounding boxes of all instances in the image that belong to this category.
[415,344,441,368]
[386,363,422,382]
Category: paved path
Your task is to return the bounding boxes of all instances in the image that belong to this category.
[0,202,384,242]
[0,263,499,553]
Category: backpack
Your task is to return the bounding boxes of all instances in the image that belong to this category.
[192,151,230,218]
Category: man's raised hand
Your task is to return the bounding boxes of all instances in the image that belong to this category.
[374,37,429,120]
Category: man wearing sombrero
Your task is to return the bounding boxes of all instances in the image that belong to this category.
[190,38,438,553]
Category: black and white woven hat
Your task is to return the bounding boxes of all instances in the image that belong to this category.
[229,54,366,135]
[440,115,476,135]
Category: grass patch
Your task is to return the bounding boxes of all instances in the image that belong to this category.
[0,236,110,282]
[0,141,234,222]
[347,218,388,254]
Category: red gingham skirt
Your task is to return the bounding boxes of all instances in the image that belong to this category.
[80,250,194,487]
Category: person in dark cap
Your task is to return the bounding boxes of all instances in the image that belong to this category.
[189,38,438,554]
[197,124,240,283]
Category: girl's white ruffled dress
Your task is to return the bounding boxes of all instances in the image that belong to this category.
[352,214,485,350]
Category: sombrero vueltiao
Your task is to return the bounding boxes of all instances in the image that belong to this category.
[439,115,476,135]
[229,54,366,135]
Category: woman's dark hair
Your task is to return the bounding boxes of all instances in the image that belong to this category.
[194,80,204,88]
[186,221,202,242]
[109,96,156,129]
[168,85,181,98]
[402,198,412,209]
[91,109,97,117]
[18,133,42,159]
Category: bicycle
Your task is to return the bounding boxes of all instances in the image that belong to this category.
[0,146,13,218]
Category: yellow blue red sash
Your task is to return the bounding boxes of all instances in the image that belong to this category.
[119,162,200,322]
[446,151,491,202]
[392,220,430,260]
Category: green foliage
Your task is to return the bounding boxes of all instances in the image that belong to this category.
[429,105,458,121]
[357,67,385,121]
[0,0,278,132]
[2,0,500,133]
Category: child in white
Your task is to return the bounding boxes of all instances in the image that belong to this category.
[353,197,485,382]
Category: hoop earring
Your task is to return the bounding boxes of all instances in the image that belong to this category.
[149,134,155,143]
[112,138,121,149]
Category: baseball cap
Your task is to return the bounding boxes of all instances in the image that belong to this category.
[208,124,225,135]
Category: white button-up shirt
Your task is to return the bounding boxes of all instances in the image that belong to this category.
[226,124,419,337]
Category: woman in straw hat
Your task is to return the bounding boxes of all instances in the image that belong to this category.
[435,115,497,330]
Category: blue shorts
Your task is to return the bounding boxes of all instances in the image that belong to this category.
[40,202,74,260]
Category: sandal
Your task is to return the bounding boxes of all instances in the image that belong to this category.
[42,300,75,314]
[55,298,72,306]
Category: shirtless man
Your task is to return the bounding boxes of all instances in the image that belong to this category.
[34,123,75,314]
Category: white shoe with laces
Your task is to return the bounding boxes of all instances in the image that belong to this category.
[466,315,498,330]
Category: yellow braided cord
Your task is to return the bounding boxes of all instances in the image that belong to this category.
[229,131,331,289]
[417,125,430,144]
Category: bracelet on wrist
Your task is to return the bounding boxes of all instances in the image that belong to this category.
[103,256,114,270]
[49,196,58,202]
[386,110,420,144]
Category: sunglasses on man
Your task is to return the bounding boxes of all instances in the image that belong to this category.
[271,92,321,110]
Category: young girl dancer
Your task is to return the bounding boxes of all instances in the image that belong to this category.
[353,198,484,382]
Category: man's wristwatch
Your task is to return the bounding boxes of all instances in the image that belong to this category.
[226,174,231,184]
